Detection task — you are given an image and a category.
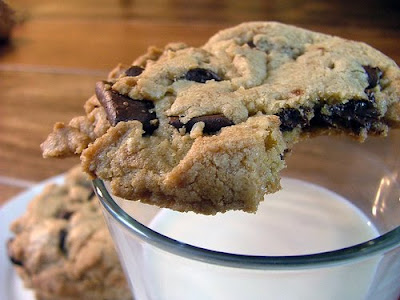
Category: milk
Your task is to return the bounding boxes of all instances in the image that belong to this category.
[149,178,378,255]
[113,178,380,300]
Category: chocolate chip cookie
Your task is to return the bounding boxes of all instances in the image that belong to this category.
[7,166,132,300]
[41,22,400,215]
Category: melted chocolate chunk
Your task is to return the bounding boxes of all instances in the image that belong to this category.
[7,239,23,266]
[312,100,380,134]
[125,66,144,77]
[276,108,311,132]
[169,114,233,134]
[277,100,380,135]
[363,66,382,89]
[57,211,74,220]
[59,229,68,254]
[95,81,158,134]
[184,68,222,83]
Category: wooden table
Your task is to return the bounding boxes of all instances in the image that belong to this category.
[1,0,399,206]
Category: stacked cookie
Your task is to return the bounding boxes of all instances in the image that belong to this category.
[7,166,132,300]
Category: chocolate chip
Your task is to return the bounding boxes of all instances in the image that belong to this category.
[57,211,74,220]
[7,238,23,266]
[169,114,233,134]
[95,81,158,134]
[9,255,23,266]
[184,68,222,83]
[311,100,380,134]
[276,108,311,132]
[363,66,383,89]
[59,229,68,254]
[125,66,144,77]
[88,190,95,200]
[247,41,256,48]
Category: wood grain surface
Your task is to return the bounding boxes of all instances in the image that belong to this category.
[1,0,399,205]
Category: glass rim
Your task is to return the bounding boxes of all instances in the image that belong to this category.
[93,178,400,270]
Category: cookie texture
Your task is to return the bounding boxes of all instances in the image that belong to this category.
[41,22,400,214]
[7,166,132,300]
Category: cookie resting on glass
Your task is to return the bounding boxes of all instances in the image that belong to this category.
[41,22,400,215]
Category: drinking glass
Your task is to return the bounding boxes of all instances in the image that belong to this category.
[93,132,400,300]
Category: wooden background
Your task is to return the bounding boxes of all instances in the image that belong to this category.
[1,0,400,205]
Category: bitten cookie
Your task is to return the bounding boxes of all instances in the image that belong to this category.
[41,22,400,215]
[7,166,132,300]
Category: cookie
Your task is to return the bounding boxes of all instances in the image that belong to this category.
[0,0,15,43]
[41,22,400,215]
[7,166,132,300]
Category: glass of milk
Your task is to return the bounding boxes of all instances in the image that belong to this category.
[94,133,400,300]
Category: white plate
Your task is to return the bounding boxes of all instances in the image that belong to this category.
[0,174,65,300]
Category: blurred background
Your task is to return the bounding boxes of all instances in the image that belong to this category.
[3,0,400,70]
[0,0,400,204]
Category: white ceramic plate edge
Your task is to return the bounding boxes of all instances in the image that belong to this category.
[0,174,65,300]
